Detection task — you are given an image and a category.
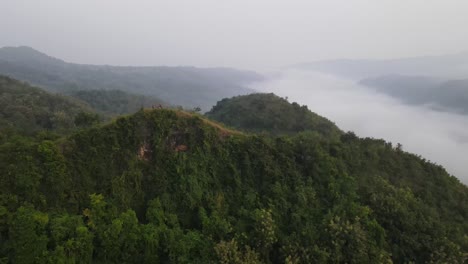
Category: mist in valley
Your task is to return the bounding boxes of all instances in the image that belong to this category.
[251,70,468,183]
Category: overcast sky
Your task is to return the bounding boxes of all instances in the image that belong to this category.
[1,0,468,69]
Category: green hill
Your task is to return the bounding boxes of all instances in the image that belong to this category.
[0,108,466,263]
[206,93,341,138]
[0,75,96,136]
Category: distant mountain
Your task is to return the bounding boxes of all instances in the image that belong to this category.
[206,93,341,137]
[0,75,95,135]
[0,46,263,111]
[0,46,65,65]
[293,51,468,79]
[360,75,468,114]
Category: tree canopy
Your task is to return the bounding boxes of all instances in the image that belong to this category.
[0,98,466,263]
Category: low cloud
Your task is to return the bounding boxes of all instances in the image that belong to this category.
[251,70,468,184]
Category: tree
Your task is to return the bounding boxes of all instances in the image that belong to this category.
[9,206,49,264]
[74,112,100,128]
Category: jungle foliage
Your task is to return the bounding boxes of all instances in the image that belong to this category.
[0,99,467,263]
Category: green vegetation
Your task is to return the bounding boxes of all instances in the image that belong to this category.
[0,97,466,263]
[0,75,96,136]
[69,89,166,116]
[206,93,341,138]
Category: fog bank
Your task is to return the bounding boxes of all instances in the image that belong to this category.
[251,70,468,184]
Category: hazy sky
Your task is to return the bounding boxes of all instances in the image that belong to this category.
[2,0,468,69]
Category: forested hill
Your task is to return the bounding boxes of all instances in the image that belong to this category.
[0,75,173,137]
[0,46,262,110]
[206,93,341,138]
[0,75,96,136]
[1,105,467,263]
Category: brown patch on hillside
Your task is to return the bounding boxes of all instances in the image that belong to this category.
[174,144,188,152]
[138,141,152,161]
[167,130,189,152]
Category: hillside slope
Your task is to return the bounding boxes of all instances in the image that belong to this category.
[0,75,96,136]
[0,108,466,263]
[0,46,262,110]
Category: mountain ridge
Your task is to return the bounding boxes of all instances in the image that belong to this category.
[0,46,263,111]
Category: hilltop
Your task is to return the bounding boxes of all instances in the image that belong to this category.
[206,93,341,138]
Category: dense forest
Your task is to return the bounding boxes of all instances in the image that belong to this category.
[0,83,466,263]
[0,46,262,110]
